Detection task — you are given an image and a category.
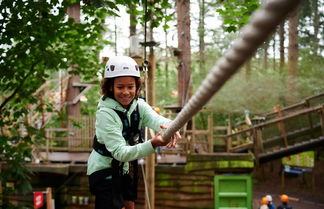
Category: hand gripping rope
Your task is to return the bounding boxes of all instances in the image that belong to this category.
[162,0,302,140]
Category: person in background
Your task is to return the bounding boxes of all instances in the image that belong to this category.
[87,56,181,209]
[277,194,293,209]
[266,194,275,209]
[259,197,269,209]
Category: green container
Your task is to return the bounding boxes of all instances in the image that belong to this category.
[214,175,252,209]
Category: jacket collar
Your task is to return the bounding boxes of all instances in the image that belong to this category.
[99,96,138,113]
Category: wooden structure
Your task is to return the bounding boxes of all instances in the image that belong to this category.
[225,93,324,165]
[33,93,324,165]
[4,92,322,208]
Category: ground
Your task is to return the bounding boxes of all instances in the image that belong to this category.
[252,156,324,209]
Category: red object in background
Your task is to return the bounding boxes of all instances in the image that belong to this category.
[33,192,44,209]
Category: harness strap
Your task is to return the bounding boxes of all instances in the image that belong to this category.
[91,104,143,206]
[92,105,141,157]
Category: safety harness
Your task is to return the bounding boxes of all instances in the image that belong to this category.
[92,105,142,201]
[92,106,141,156]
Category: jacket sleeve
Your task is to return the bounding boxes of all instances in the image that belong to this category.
[96,107,155,162]
[138,99,171,131]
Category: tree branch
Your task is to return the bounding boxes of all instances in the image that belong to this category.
[0,63,37,113]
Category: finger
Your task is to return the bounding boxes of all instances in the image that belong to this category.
[166,140,173,148]
[175,132,181,139]
[172,138,177,147]
[169,138,176,148]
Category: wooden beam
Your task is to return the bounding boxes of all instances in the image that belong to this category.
[145,52,156,209]
[46,187,53,209]
[70,83,93,105]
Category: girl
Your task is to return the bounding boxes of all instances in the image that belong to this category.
[87,56,181,209]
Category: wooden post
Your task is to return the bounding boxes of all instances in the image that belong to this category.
[145,52,156,209]
[311,169,315,194]
[256,128,264,154]
[190,113,196,153]
[273,105,288,147]
[305,100,315,138]
[226,116,232,152]
[46,187,53,209]
[320,106,324,136]
[208,114,213,153]
[176,0,191,106]
[45,130,49,162]
[252,128,260,169]
[281,170,285,188]
[66,3,81,119]
[40,90,45,127]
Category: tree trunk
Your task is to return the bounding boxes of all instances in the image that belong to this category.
[263,40,269,71]
[312,0,319,56]
[287,8,299,102]
[145,51,156,209]
[164,20,169,88]
[66,3,81,119]
[279,21,285,72]
[177,0,191,107]
[114,16,117,55]
[145,15,156,209]
[129,9,136,37]
[272,34,276,71]
[129,4,138,57]
[198,0,206,77]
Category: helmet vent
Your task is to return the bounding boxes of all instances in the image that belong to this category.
[135,66,139,71]
[110,65,115,71]
[123,67,129,70]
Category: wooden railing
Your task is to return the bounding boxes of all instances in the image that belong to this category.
[226,104,324,163]
[36,93,324,163]
[29,75,70,128]
[33,115,94,161]
[260,92,324,119]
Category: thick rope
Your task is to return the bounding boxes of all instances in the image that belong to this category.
[162,0,302,140]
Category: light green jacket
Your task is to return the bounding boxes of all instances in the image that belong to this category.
[87,97,170,175]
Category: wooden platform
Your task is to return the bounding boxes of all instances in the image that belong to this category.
[185,152,254,173]
[27,163,87,175]
[39,151,90,163]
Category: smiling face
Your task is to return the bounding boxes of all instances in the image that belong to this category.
[112,76,137,108]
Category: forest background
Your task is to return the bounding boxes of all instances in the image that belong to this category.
[84,0,324,116]
[0,0,323,208]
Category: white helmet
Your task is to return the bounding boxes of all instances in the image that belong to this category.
[104,56,140,78]
[266,195,272,202]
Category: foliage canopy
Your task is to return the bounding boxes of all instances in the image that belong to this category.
[0,0,174,207]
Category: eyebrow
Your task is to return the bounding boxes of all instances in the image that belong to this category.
[115,83,135,86]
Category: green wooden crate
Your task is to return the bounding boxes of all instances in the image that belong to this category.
[214,175,252,209]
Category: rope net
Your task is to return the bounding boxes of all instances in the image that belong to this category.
[162,0,302,140]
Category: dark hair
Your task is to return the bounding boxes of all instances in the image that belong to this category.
[100,76,143,99]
